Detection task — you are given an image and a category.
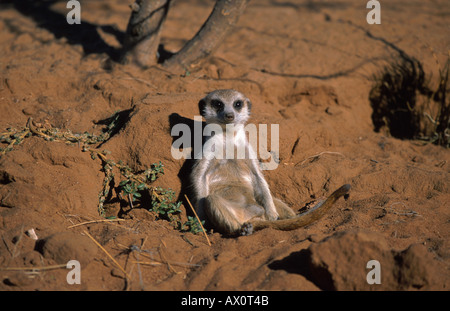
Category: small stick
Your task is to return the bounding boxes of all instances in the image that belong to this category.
[132,260,162,266]
[133,248,144,290]
[26,117,53,141]
[134,237,149,290]
[158,241,179,274]
[0,264,67,271]
[127,193,134,209]
[184,194,211,246]
[140,236,148,249]
[116,76,156,89]
[132,260,200,268]
[67,218,125,229]
[83,230,130,279]
[1,236,13,257]
[297,151,345,166]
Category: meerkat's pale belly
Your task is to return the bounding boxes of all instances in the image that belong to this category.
[206,159,253,188]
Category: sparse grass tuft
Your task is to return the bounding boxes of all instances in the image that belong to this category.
[370,54,449,147]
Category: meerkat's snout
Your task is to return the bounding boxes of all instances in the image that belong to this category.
[224,112,235,122]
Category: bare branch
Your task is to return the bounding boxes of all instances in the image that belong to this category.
[121,0,248,73]
[163,0,249,73]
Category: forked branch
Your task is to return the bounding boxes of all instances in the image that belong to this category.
[121,0,249,73]
[163,0,249,73]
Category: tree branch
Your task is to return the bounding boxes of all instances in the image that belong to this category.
[163,0,249,73]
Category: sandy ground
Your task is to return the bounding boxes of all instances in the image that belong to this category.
[0,0,448,291]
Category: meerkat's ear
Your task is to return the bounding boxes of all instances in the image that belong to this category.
[198,99,206,117]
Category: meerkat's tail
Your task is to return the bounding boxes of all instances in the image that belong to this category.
[243,184,350,234]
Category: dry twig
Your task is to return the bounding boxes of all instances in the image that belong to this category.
[67,218,126,229]
[184,194,211,246]
[0,264,67,272]
[296,151,345,166]
[83,230,130,279]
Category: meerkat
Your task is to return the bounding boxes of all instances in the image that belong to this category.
[191,89,350,235]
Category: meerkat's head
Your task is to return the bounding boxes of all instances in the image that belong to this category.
[198,89,252,125]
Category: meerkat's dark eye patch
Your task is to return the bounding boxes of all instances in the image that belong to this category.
[198,99,206,116]
[211,100,224,111]
[233,100,243,110]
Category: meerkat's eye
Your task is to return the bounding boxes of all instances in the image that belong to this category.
[211,100,224,110]
[234,100,243,109]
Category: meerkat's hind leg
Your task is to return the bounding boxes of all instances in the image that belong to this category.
[204,192,265,235]
[273,198,296,219]
[204,194,238,234]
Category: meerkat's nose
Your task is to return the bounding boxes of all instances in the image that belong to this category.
[225,112,235,122]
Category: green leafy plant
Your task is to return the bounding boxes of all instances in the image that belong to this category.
[0,115,203,234]
[0,117,110,157]
[90,151,201,233]
[119,179,144,203]
[181,216,205,234]
[0,127,32,155]
[150,187,183,222]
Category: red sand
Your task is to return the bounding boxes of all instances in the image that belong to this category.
[0,0,448,290]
